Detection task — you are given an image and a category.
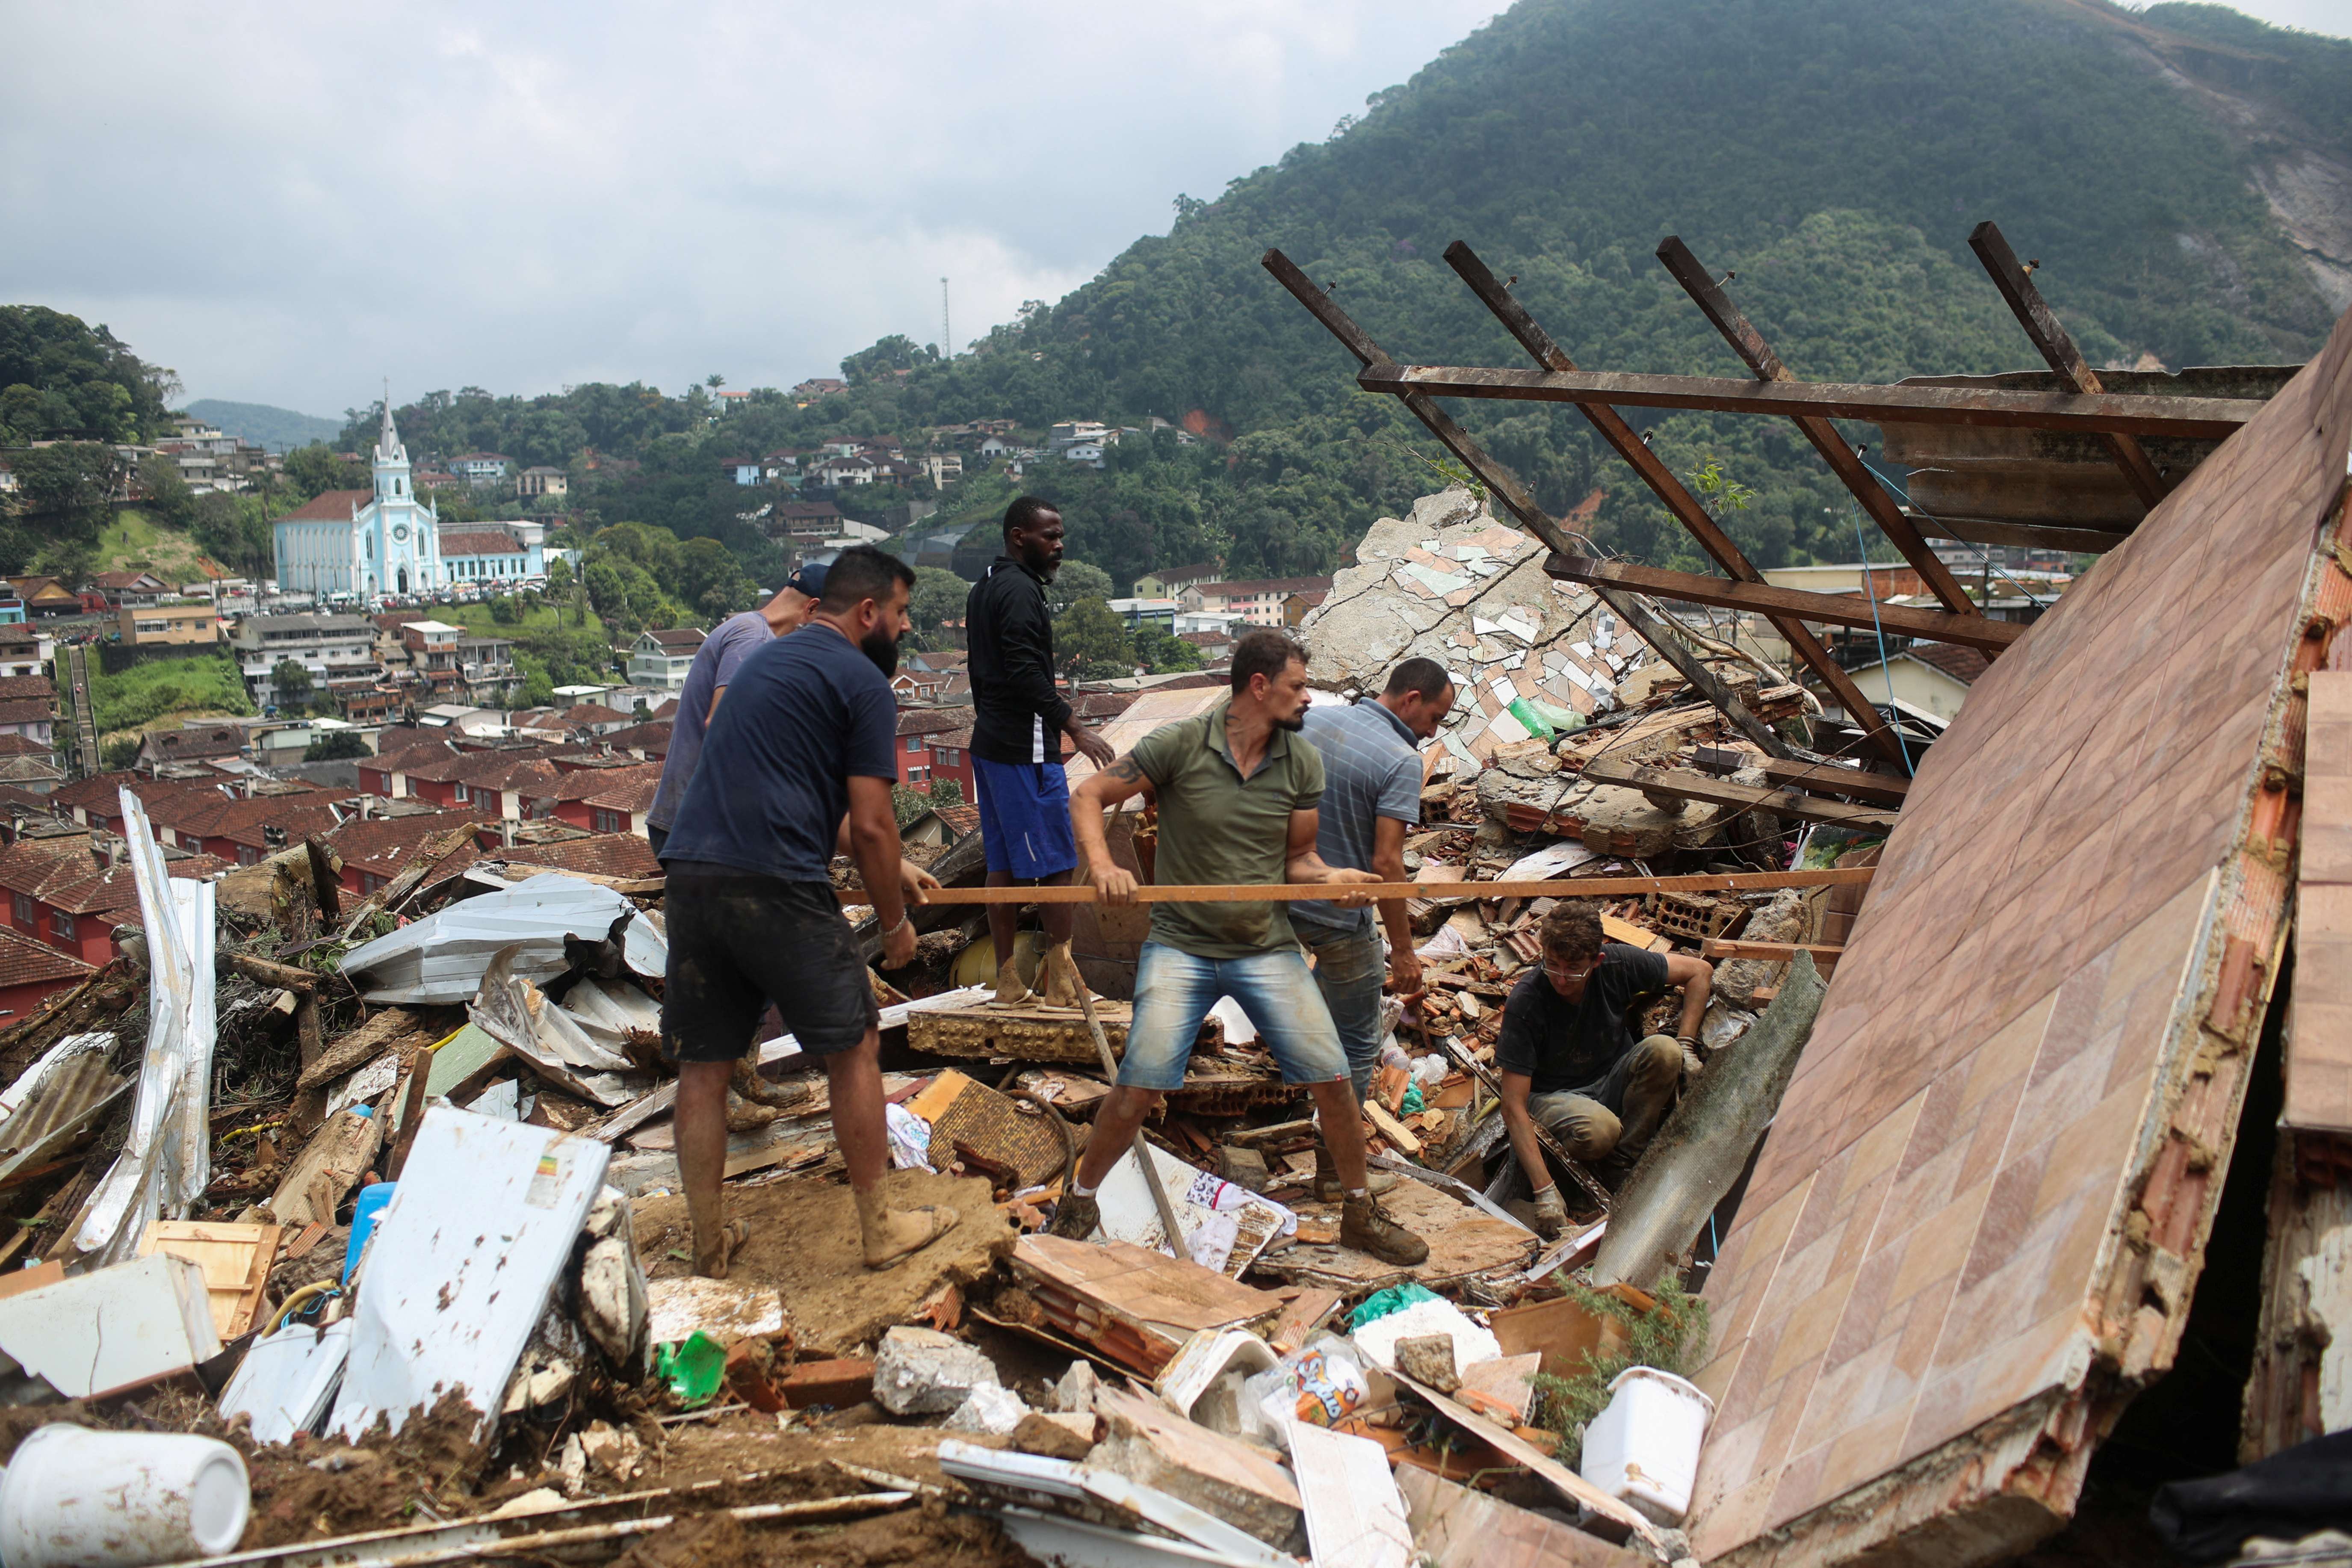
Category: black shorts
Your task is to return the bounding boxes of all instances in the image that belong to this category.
[660,863,878,1062]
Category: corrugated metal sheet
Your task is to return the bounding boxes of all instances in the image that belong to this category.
[0,1045,131,1185]
[340,872,667,1004]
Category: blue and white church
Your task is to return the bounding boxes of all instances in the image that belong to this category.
[271,403,446,600]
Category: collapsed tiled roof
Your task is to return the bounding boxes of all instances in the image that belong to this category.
[1688,310,2352,1565]
[322,808,493,877]
[497,832,662,881]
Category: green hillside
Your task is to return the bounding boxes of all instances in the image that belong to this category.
[342,0,2352,584]
[185,399,343,450]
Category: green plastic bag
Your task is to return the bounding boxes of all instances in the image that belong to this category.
[655,1331,727,1408]
[1401,1083,1426,1114]
[1350,1281,1440,1331]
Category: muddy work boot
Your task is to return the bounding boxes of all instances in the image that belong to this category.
[1341,1193,1429,1267]
[990,957,1035,1009]
[1038,940,1088,1011]
[1046,1190,1101,1242]
[1313,1146,1397,1205]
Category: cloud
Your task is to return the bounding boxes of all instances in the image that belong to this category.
[0,1,1500,416]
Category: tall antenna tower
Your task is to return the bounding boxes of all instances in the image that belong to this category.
[941,278,951,358]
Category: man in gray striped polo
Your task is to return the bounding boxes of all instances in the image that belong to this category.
[1291,658,1456,1200]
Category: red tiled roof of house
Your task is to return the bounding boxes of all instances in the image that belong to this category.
[499,833,662,880]
[394,743,553,785]
[597,721,673,756]
[0,676,56,704]
[582,774,660,815]
[49,772,217,816]
[458,755,566,796]
[139,726,244,761]
[322,809,495,876]
[895,708,968,738]
[1906,643,1991,686]
[0,734,52,758]
[275,490,372,522]
[933,802,980,838]
[644,628,706,651]
[437,529,526,557]
[551,762,662,803]
[651,698,679,720]
[0,924,93,991]
[207,803,344,853]
[558,704,630,727]
[0,700,56,728]
[1194,575,1333,598]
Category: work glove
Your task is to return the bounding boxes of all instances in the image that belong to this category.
[1678,1034,1705,1081]
[1530,1184,1569,1240]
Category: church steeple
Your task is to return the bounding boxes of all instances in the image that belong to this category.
[372,384,411,502]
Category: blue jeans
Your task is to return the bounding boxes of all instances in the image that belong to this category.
[1297,924,1386,1105]
[1119,941,1350,1092]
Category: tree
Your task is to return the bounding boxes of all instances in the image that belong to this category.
[102,736,139,770]
[137,454,196,530]
[304,730,371,762]
[1132,625,1203,673]
[281,444,361,500]
[909,566,969,632]
[928,778,964,807]
[677,537,753,617]
[1043,559,1116,614]
[270,659,313,710]
[12,442,122,541]
[1055,596,1134,680]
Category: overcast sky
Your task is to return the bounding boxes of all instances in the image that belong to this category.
[3,0,2345,421]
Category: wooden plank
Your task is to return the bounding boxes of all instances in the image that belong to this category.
[1434,241,1904,766]
[1544,554,2024,652]
[1392,1370,1668,1553]
[840,865,1875,905]
[1396,1467,1651,1568]
[583,1081,678,1144]
[1356,363,2261,439]
[1260,244,1808,761]
[1753,759,1911,806]
[1653,235,1985,619]
[139,1220,281,1340]
[1601,915,1669,953]
[1579,757,1903,833]
[1701,940,1845,966]
[1969,221,2169,507]
[1364,1100,1424,1156]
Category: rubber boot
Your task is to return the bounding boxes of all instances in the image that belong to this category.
[1341,1193,1430,1267]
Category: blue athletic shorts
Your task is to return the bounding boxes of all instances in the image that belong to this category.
[972,757,1079,878]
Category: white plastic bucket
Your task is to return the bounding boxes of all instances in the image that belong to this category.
[0,1423,251,1567]
[1577,1365,1715,1525]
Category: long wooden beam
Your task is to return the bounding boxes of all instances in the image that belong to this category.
[1578,757,1901,833]
[838,865,1877,906]
[1753,759,1911,806]
[1257,247,1795,759]
[1544,554,2025,652]
[1701,939,1845,965]
[1969,221,2170,507]
[1438,242,1907,766]
[1652,236,1983,621]
[1356,364,2259,439]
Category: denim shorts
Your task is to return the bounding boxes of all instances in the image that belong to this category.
[1117,941,1350,1092]
[1296,924,1386,1104]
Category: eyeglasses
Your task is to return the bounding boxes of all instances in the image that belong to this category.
[1542,956,1603,981]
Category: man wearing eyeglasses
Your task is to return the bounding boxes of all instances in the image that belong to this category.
[1496,901,1712,1238]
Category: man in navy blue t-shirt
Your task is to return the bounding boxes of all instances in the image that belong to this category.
[659,546,959,1276]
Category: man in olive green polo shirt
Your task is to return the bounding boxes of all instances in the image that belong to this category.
[1048,629,1428,1266]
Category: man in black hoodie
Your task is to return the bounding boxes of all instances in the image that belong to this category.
[966,496,1116,1007]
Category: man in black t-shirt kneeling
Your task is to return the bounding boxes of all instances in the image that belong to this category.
[1495,901,1713,1237]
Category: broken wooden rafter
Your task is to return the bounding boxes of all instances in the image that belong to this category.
[1698,939,1846,965]
[1969,220,2171,508]
[1256,246,1795,760]
[1355,363,2260,439]
[1751,759,1911,807]
[1439,240,1907,767]
[1578,757,1901,833]
[1653,235,1983,620]
[1543,553,2025,653]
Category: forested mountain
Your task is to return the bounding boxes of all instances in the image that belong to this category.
[185,400,343,450]
[337,0,2352,588]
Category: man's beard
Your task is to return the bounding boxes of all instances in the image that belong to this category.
[1272,712,1306,733]
[860,627,901,678]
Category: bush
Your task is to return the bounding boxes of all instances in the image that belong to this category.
[304,731,371,762]
[1529,1278,1710,1466]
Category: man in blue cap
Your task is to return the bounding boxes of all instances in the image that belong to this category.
[645,561,828,857]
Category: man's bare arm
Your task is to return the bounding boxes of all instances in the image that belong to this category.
[1282,808,1380,905]
[1664,951,1714,1041]
[1498,1070,1552,1193]
[1070,756,1153,902]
